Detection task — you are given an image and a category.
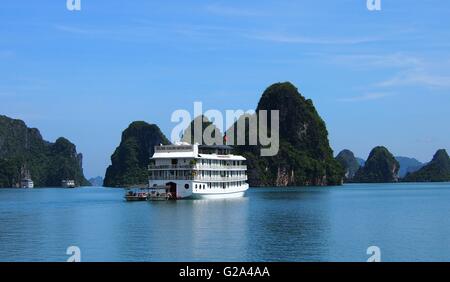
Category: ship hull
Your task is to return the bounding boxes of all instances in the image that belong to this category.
[191,187,248,199]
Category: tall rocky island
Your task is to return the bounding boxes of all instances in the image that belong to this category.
[353,146,400,183]
[403,149,450,182]
[0,115,89,187]
[104,121,170,187]
[231,82,344,186]
[335,149,361,181]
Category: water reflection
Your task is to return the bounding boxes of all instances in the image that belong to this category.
[245,188,331,262]
[190,198,249,261]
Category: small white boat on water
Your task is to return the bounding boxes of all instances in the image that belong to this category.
[20,178,34,189]
[61,180,76,188]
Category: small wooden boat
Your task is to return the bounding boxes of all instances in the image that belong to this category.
[147,186,173,201]
[124,188,149,201]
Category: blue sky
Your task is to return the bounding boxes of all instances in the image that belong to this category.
[1,0,450,178]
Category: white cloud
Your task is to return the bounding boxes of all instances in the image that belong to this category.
[205,4,264,17]
[338,92,392,102]
[247,32,382,45]
[55,25,96,35]
[376,71,450,88]
[331,53,423,69]
[330,52,450,90]
[54,21,385,47]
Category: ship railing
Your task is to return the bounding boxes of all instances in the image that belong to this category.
[148,175,248,181]
[194,176,248,182]
[148,165,194,170]
[196,165,247,170]
[149,175,195,180]
[148,164,247,170]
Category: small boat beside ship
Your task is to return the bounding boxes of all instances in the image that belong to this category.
[124,188,150,201]
[124,186,174,201]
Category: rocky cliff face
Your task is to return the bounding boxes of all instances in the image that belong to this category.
[353,146,400,183]
[403,149,450,182]
[336,149,361,181]
[231,82,344,187]
[104,121,170,187]
[182,115,223,145]
[0,115,89,187]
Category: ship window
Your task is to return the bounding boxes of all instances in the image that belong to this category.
[185,184,189,190]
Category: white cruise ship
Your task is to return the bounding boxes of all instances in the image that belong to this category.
[148,143,249,199]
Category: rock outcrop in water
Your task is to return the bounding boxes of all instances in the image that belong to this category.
[336,149,361,181]
[104,121,170,187]
[353,146,400,183]
[229,82,344,187]
[403,149,450,182]
[0,115,90,187]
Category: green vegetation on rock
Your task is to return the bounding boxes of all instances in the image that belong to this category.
[353,146,400,183]
[403,149,450,182]
[336,149,361,181]
[0,115,89,187]
[182,115,223,145]
[230,82,344,186]
[104,121,170,187]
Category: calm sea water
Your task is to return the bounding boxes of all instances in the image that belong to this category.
[1,183,450,262]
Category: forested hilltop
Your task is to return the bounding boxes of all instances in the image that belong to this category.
[353,146,400,183]
[403,149,450,182]
[0,115,89,187]
[104,121,170,187]
[335,149,361,181]
[230,82,344,186]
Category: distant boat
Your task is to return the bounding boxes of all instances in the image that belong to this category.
[61,180,76,188]
[19,165,33,188]
[20,178,34,189]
